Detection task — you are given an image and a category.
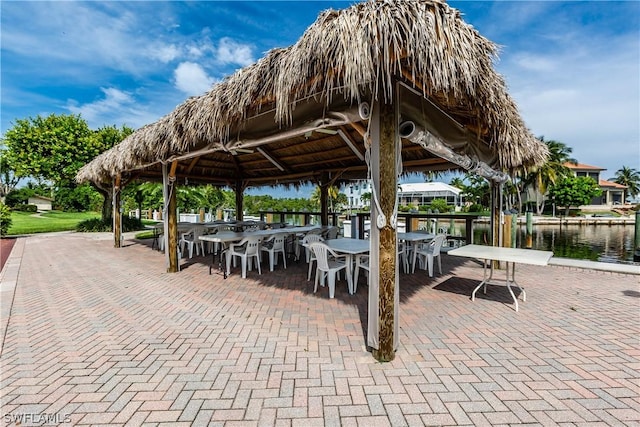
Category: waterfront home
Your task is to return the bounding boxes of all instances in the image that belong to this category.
[564,162,627,206]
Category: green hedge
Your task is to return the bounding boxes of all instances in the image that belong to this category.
[0,203,12,236]
[76,217,144,232]
[11,204,38,212]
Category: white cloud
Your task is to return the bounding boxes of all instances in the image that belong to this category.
[1,2,181,77]
[512,53,556,72]
[65,87,158,129]
[216,37,254,66]
[503,35,640,174]
[67,88,133,122]
[188,45,205,58]
[147,44,181,63]
[174,62,217,95]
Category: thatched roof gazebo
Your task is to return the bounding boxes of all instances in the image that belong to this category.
[77,0,547,361]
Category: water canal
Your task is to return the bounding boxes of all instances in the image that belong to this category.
[472,223,638,265]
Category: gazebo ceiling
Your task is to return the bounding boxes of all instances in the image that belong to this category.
[77,0,548,189]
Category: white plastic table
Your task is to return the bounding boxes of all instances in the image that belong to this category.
[448,244,553,311]
[324,238,370,294]
[200,226,324,277]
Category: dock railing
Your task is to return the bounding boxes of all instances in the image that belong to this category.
[349,212,479,243]
[258,211,339,227]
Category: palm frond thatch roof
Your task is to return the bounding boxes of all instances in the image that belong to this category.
[77,0,547,187]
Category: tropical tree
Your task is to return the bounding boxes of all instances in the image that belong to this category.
[613,166,640,202]
[548,176,602,216]
[461,173,490,208]
[4,114,92,184]
[360,192,372,209]
[523,138,577,214]
[0,149,22,202]
[121,182,163,215]
[2,114,132,220]
[449,176,465,190]
[310,185,343,212]
[89,124,134,220]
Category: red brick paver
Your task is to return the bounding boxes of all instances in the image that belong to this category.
[1,232,639,426]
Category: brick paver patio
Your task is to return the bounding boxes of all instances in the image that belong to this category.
[1,232,639,426]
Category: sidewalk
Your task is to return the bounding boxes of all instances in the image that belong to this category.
[1,232,639,426]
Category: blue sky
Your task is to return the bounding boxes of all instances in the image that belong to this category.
[2,1,638,197]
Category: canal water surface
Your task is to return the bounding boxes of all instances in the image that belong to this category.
[472,223,638,265]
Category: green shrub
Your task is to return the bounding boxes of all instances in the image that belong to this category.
[12,204,38,213]
[123,217,144,231]
[466,203,484,213]
[76,218,111,232]
[76,216,144,232]
[0,203,12,236]
[55,184,102,212]
[429,199,449,213]
[4,188,33,207]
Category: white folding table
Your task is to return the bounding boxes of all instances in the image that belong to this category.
[448,244,553,311]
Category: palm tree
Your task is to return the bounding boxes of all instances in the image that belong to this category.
[449,176,465,190]
[524,138,577,214]
[311,185,341,212]
[614,166,640,202]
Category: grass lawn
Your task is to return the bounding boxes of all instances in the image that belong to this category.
[6,211,101,236]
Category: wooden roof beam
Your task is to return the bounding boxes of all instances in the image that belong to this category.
[256,146,290,173]
[338,126,365,161]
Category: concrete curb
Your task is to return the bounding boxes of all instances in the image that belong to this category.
[549,256,640,275]
[0,237,24,355]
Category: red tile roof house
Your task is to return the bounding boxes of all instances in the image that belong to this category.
[564,163,627,208]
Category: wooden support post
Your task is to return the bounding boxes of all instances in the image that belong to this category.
[502,214,512,247]
[368,100,398,362]
[525,211,533,248]
[235,180,244,221]
[320,177,329,227]
[167,161,179,273]
[113,175,122,248]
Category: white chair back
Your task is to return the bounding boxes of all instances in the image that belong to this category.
[430,234,447,256]
[302,233,324,246]
[272,235,286,250]
[309,242,331,270]
[302,233,325,261]
[244,236,261,255]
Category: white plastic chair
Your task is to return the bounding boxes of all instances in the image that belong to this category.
[323,226,339,240]
[302,234,325,281]
[398,240,409,274]
[415,234,447,277]
[225,236,262,278]
[309,242,348,299]
[261,234,287,271]
[354,254,369,293]
[179,225,206,258]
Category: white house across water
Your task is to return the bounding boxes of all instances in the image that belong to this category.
[398,182,464,210]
